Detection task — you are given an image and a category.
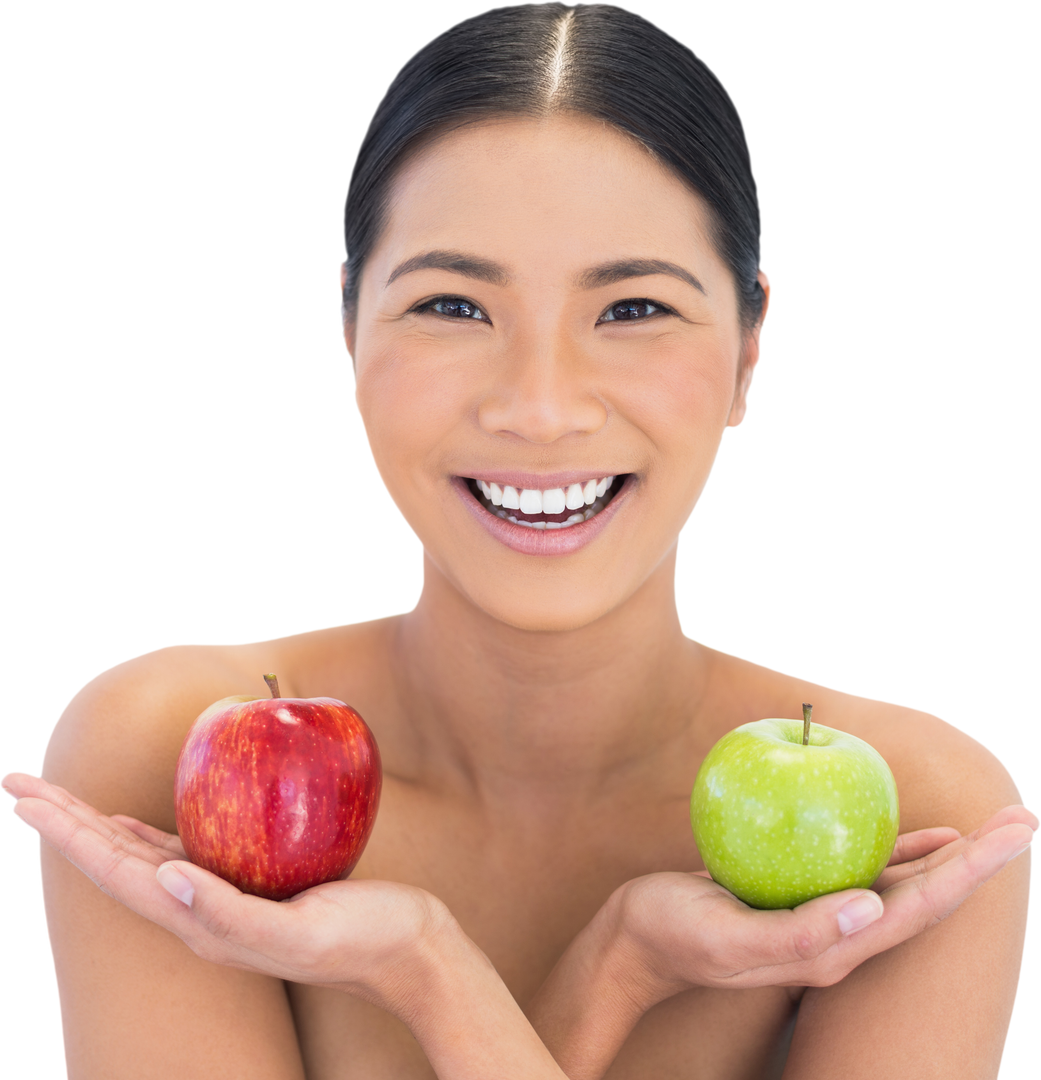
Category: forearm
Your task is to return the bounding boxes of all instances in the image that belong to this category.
[782,854,1030,1079]
[524,887,666,1080]
[388,913,569,1080]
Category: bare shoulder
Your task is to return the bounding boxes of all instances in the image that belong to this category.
[43,643,253,829]
[702,647,1022,835]
[836,696,1021,835]
[31,624,395,1080]
[35,615,405,1080]
[42,618,400,830]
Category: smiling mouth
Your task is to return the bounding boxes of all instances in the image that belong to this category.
[466,477,626,527]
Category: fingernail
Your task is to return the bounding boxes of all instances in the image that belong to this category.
[157,863,194,906]
[837,893,884,935]
[1007,842,1031,865]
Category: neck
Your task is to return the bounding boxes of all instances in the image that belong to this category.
[389,548,707,804]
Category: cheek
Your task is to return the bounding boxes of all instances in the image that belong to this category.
[611,331,739,466]
[354,336,474,495]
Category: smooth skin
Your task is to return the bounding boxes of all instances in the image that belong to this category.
[7,114,1034,1079]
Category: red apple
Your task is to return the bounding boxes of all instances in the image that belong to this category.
[174,674,381,900]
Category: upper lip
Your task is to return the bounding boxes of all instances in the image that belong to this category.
[459,470,628,489]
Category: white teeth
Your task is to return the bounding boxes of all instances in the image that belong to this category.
[542,487,566,514]
[476,475,623,526]
[506,513,586,530]
[478,477,617,507]
[519,488,543,514]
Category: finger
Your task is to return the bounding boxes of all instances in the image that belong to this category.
[4,773,96,812]
[718,886,886,983]
[6,774,174,844]
[13,794,293,975]
[832,820,1033,968]
[968,804,1038,837]
[14,795,154,889]
[876,806,1036,890]
[155,860,320,979]
[717,820,1032,989]
[111,814,187,857]
[12,794,283,973]
[9,779,175,866]
[0,768,41,803]
[888,827,961,866]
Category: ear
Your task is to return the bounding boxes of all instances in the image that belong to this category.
[341,263,362,365]
[727,271,770,427]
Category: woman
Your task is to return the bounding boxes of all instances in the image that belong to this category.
[5,5,1034,1078]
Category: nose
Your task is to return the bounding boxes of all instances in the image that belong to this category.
[476,329,608,444]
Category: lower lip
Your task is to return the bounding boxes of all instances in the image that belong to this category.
[453,475,633,556]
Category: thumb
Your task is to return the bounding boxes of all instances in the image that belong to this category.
[833,891,886,936]
[156,860,198,906]
[736,887,885,971]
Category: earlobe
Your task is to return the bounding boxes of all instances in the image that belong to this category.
[343,320,357,367]
[729,343,764,432]
[729,378,751,432]
[729,272,773,432]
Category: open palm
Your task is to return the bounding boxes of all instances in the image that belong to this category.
[4,772,445,1005]
[607,805,1034,998]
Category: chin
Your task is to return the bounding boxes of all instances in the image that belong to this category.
[480,590,622,634]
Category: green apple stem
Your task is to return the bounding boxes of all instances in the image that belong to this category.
[802,703,812,745]
[264,673,282,699]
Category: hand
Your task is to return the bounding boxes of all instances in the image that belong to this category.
[613,805,1035,998]
[2,772,449,1015]
[5,772,572,1079]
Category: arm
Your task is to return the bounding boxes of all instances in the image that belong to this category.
[6,774,569,1080]
[785,854,1029,1077]
[780,735,1030,1078]
[12,650,569,1080]
[525,802,1033,1080]
[32,654,308,1079]
[387,921,571,1080]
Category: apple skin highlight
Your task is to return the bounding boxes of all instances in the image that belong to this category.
[691,719,899,910]
[174,694,382,901]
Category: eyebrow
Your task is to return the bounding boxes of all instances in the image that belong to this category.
[385,250,706,297]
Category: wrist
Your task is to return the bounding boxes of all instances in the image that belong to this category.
[366,898,566,1080]
[586,880,686,1014]
[525,882,677,1080]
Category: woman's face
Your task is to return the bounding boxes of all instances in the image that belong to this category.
[351,113,764,632]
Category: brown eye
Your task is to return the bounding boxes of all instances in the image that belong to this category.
[419,296,487,320]
[597,299,665,323]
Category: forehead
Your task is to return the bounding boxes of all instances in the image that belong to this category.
[366,113,726,288]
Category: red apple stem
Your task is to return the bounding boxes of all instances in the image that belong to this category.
[802,703,812,745]
[264,673,282,699]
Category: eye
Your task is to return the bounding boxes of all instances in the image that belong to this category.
[413,295,489,321]
[597,299,671,324]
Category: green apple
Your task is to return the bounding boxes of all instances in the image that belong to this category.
[690,710,899,909]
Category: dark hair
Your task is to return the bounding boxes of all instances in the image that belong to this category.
[343,3,763,329]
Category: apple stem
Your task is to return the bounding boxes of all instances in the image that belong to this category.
[264,674,282,699]
[802,703,812,745]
